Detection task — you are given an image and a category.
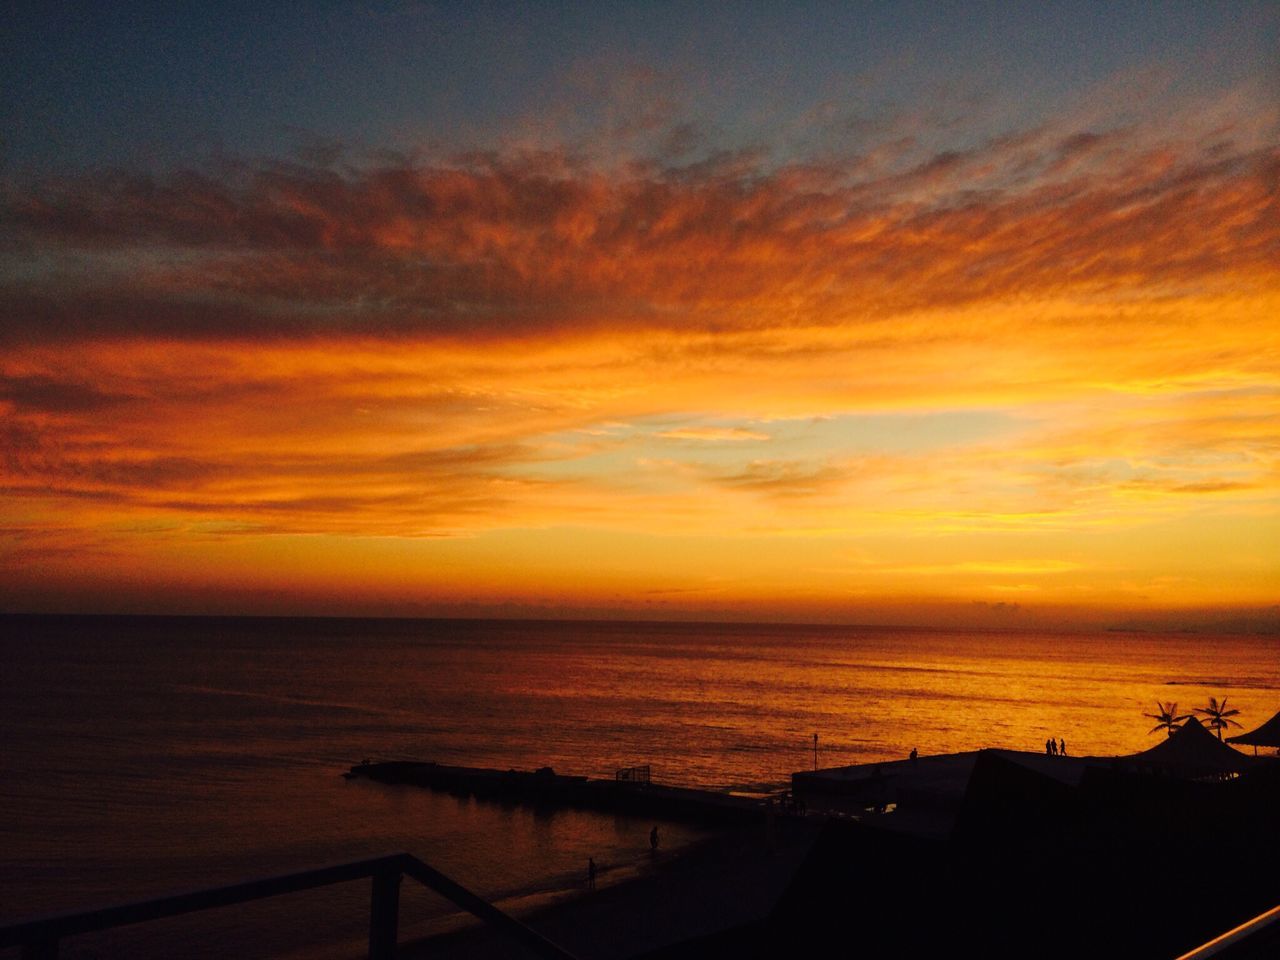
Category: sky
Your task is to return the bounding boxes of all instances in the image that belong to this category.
[1,2,1277,627]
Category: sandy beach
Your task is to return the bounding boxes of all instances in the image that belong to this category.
[399,820,818,960]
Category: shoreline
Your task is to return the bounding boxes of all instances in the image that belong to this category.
[396,822,819,960]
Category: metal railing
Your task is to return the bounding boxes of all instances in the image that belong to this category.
[615,764,651,783]
[0,852,579,960]
[1175,903,1280,960]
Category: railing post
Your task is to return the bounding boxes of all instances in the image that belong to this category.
[21,938,58,960]
[368,864,401,960]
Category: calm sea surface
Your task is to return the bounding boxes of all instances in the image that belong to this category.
[1,615,1276,957]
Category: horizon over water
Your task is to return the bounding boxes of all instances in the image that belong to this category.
[2,613,1277,958]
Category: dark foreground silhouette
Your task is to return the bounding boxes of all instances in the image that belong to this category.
[405,751,1280,960]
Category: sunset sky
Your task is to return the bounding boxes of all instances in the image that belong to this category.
[2,3,1277,626]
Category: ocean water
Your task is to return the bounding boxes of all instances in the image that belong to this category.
[1,615,1276,958]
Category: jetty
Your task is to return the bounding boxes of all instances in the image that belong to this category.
[344,760,770,825]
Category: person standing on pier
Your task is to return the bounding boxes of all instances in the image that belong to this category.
[650,826,659,853]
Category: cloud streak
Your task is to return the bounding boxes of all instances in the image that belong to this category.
[2,113,1275,344]
[1,77,1277,618]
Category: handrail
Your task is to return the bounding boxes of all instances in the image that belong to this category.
[0,855,398,946]
[400,856,576,959]
[1175,903,1280,960]
[0,852,579,960]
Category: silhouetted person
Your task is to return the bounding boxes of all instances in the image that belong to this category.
[649,826,659,853]
[1045,738,1053,755]
[1049,738,1058,756]
[909,747,918,763]
[587,857,596,890]
[1059,738,1066,756]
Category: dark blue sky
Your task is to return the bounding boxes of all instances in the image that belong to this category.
[4,2,1276,173]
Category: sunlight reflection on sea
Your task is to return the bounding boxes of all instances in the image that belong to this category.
[1,616,1275,957]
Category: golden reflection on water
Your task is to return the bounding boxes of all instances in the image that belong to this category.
[379,624,1279,786]
[1,618,1275,958]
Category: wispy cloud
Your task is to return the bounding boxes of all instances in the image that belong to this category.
[1,76,1276,616]
[2,107,1274,345]
[657,426,770,442]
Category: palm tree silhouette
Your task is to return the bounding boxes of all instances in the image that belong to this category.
[1144,701,1190,738]
[1194,696,1242,741]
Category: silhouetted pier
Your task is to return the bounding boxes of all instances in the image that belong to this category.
[345,761,768,824]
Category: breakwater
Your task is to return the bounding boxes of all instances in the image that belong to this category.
[345,761,769,825]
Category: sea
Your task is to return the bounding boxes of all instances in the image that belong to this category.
[1,615,1276,958]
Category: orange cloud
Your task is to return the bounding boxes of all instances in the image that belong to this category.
[1,102,1277,621]
[656,427,771,442]
[3,122,1274,344]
